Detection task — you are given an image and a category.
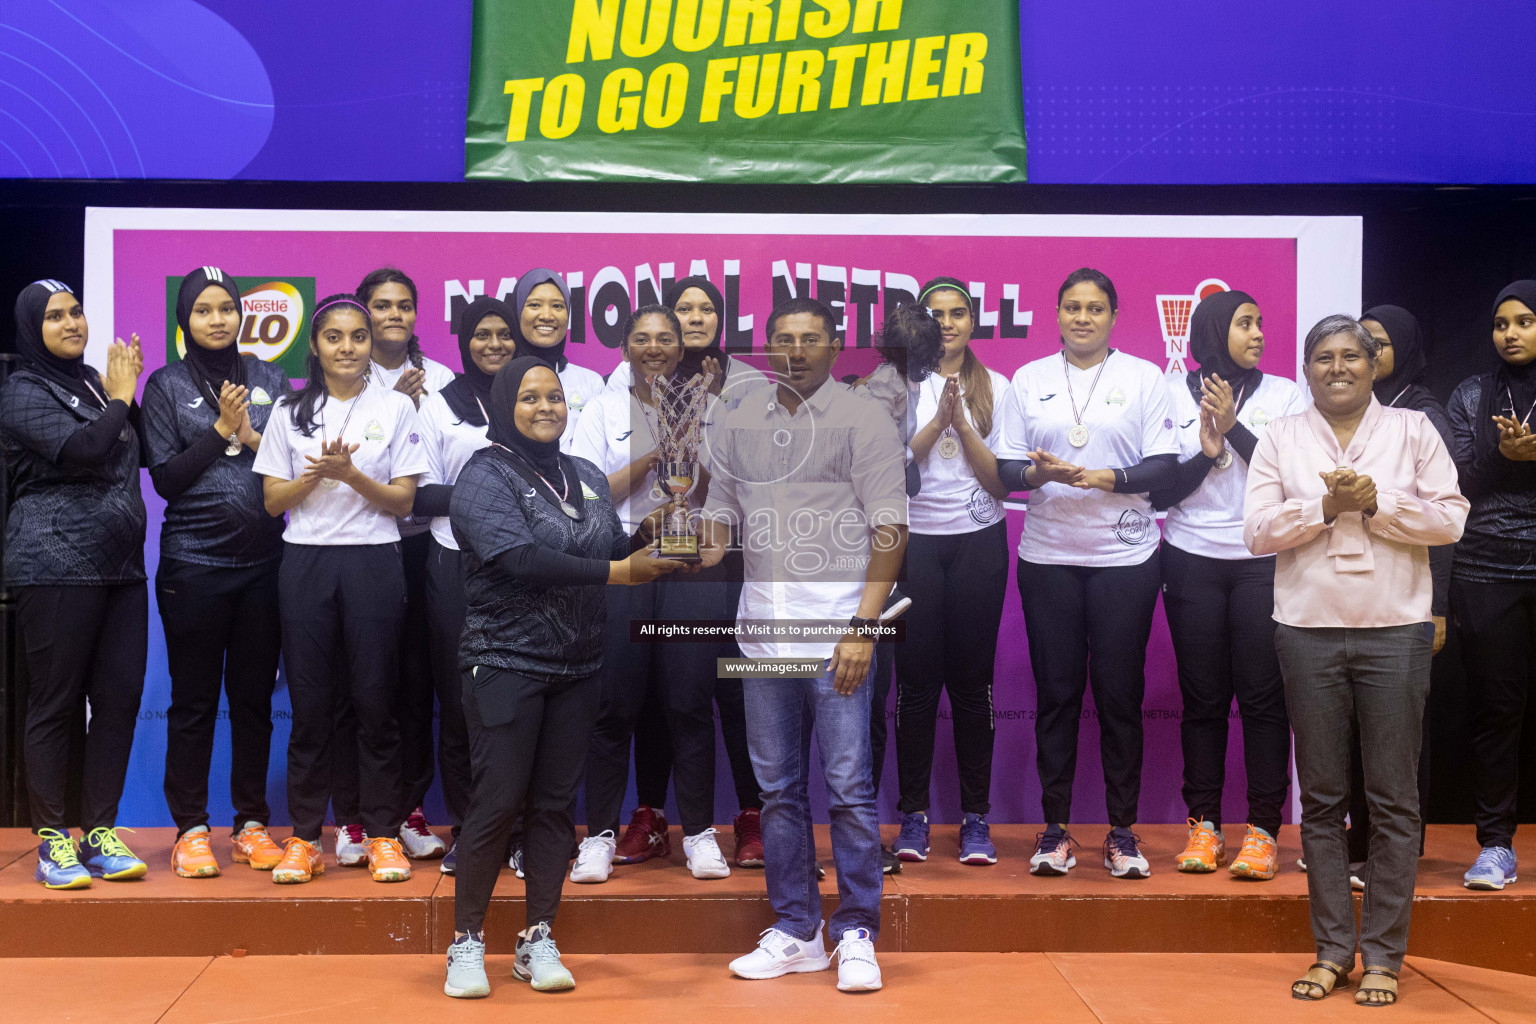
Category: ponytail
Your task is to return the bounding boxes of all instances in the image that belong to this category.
[958,348,994,439]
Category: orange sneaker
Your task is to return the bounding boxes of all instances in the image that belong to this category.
[171,830,220,878]
[272,837,324,884]
[367,836,412,883]
[232,825,284,871]
[1176,818,1226,873]
[1229,825,1279,880]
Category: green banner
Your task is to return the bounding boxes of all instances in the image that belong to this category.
[466,0,1025,183]
[164,276,315,378]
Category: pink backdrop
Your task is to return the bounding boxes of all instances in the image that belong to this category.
[102,216,1303,828]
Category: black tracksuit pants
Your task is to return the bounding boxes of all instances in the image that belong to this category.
[157,558,282,835]
[279,543,406,842]
[1017,552,1162,828]
[455,666,600,934]
[395,530,437,815]
[1159,542,1291,838]
[895,523,1008,815]
[18,582,148,833]
[423,539,473,832]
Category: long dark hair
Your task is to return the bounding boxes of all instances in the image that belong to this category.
[284,293,371,437]
[356,267,424,371]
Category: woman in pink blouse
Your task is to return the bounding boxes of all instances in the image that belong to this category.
[1243,314,1467,1007]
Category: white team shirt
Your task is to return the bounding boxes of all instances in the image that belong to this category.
[252,385,429,546]
[909,366,1010,535]
[416,390,491,551]
[555,361,605,453]
[605,354,773,415]
[570,386,715,532]
[1160,372,1308,560]
[996,349,1180,567]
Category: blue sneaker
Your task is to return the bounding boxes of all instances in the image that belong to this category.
[1464,846,1518,891]
[893,811,930,862]
[34,829,91,890]
[440,841,457,875]
[958,813,997,865]
[80,827,148,881]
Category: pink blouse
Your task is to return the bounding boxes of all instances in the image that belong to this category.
[1243,397,1468,628]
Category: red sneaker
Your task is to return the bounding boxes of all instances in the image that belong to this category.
[613,806,670,864]
[734,808,764,868]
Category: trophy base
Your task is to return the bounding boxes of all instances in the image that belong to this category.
[659,535,702,562]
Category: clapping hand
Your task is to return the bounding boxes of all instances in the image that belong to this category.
[1200,373,1238,434]
[1198,405,1225,459]
[303,438,359,483]
[935,375,961,431]
[701,355,724,397]
[104,333,142,404]
[1027,448,1085,486]
[1493,415,1536,461]
[394,366,427,407]
[214,381,249,439]
[1320,466,1378,515]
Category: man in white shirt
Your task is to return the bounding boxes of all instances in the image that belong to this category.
[700,298,907,993]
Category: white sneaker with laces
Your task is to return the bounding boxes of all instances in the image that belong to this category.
[683,828,731,879]
[834,927,882,992]
[443,933,490,999]
[513,921,575,992]
[399,807,448,860]
[569,831,617,884]
[509,845,524,879]
[728,923,832,980]
[334,824,368,867]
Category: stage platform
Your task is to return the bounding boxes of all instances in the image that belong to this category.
[3,953,1533,1024]
[1,824,1529,976]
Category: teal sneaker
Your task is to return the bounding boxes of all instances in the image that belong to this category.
[513,921,575,991]
[444,933,490,999]
[80,827,147,881]
[34,829,91,890]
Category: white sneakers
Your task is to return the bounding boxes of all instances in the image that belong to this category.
[569,831,616,884]
[683,828,731,879]
[399,808,448,860]
[729,922,881,993]
[833,928,883,992]
[334,823,368,867]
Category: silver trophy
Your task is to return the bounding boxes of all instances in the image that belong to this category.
[650,370,714,562]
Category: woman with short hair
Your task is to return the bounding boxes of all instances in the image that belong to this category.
[1245,314,1466,1006]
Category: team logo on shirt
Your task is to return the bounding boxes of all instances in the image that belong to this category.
[1106,388,1126,406]
[408,433,420,444]
[581,482,599,501]
[1247,406,1270,427]
[363,419,384,441]
[250,387,273,405]
[1113,508,1152,546]
[187,397,205,409]
[1038,393,1056,402]
[967,487,1000,525]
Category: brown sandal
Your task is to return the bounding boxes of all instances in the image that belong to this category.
[1292,960,1349,1000]
[1355,967,1399,1007]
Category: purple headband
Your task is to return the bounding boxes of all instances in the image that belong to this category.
[315,298,370,320]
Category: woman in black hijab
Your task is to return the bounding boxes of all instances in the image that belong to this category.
[1152,290,1307,881]
[0,280,148,888]
[444,356,687,999]
[411,296,516,870]
[141,266,293,878]
[1447,280,1536,892]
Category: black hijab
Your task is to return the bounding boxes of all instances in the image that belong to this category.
[176,267,246,406]
[1479,280,1536,451]
[14,280,103,408]
[441,296,516,427]
[1361,305,1430,408]
[664,275,726,379]
[486,355,580,514]
[512,269,571,371]
[1185,289,1262,412]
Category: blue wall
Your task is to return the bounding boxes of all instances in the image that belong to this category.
[1,1,1532,183]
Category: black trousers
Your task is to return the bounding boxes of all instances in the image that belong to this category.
[157,558,282,835]
[1452,577,1536,849]
[895,523,1008,815]
[869,641,894,798]
[1017,553,1162,828]
[631,565,762,813]
[455,666,600,934]
[423,539,473,831]
[18,582,148,832]
[279,543,406,842]
[584,573,723,837]
[1159,542,1290,837]
[395,530,437,815]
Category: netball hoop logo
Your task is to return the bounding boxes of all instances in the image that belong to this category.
[1157,278,1230,375]
[165,275,316,377]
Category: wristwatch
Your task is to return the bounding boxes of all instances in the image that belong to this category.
[848,615,880,641]
[223,432,241,456]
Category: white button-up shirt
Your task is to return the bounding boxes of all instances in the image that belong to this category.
[703,377,908,658]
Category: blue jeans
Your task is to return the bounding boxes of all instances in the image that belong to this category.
[744,662,882,942]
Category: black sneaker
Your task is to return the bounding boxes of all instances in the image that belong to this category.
[881,845,903,875]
